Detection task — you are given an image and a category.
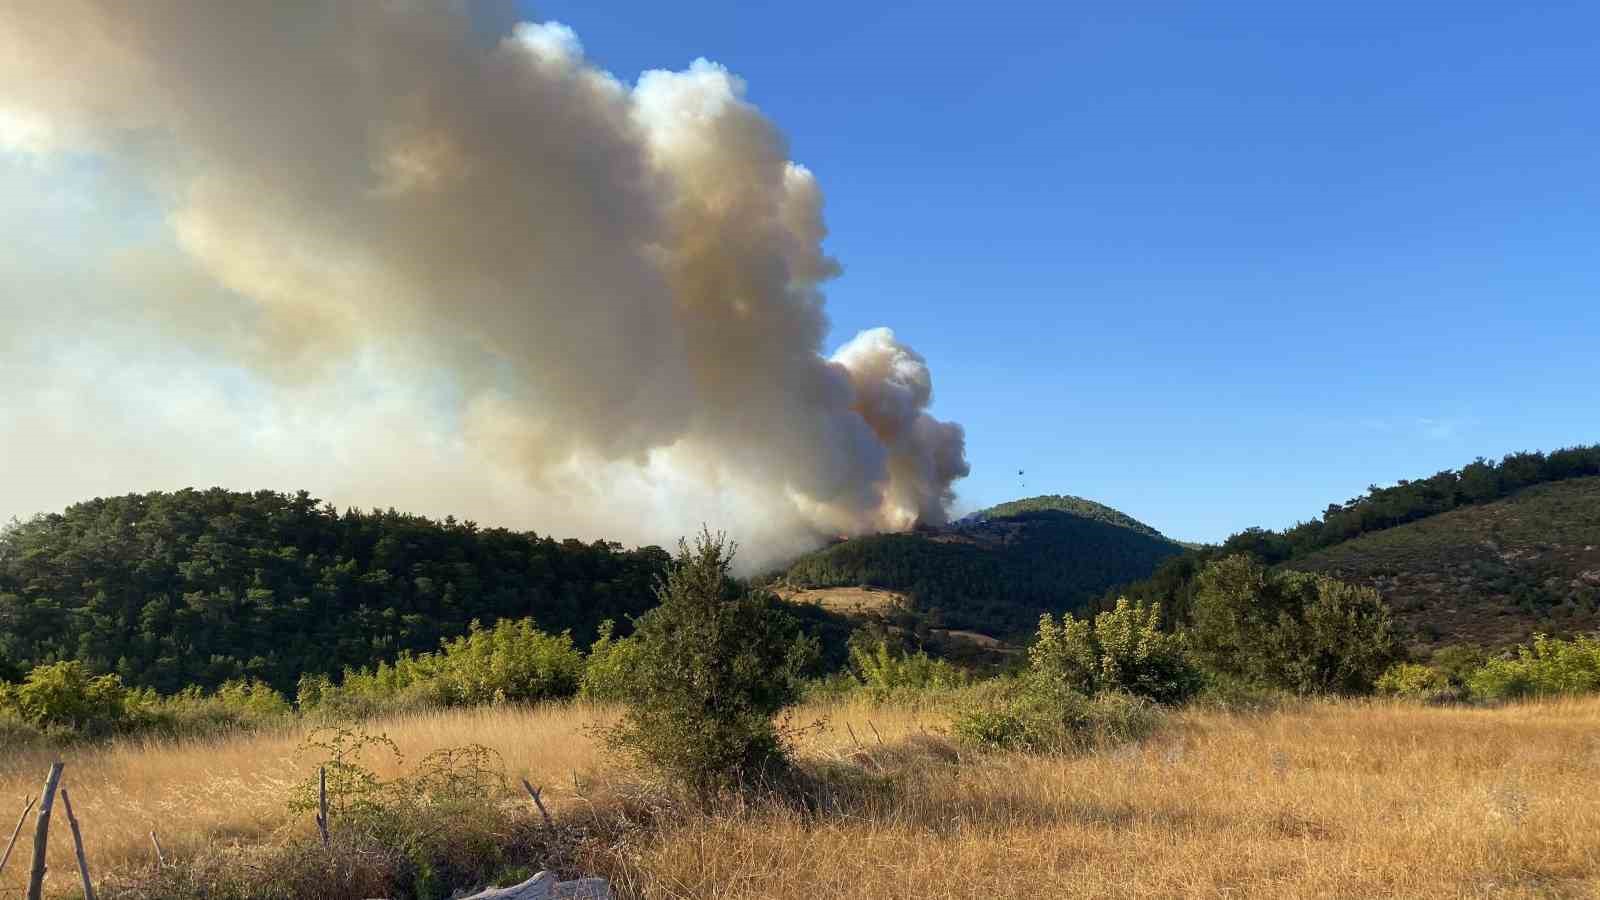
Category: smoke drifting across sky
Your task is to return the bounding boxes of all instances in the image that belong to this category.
[0,3,967,567]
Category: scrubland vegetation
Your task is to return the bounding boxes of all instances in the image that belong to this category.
[5,695,1600,898]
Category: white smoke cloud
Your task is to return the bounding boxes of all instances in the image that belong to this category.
[0,3,967,568]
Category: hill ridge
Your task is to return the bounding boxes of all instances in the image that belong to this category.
[964,493,1167,539]
[1285,475,1600,649]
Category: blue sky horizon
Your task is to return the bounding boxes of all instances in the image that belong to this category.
[532,1,1598,543]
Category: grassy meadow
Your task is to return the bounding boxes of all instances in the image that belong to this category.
[3,697,1598,899]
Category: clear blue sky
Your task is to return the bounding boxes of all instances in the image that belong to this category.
[533,1,1598,543]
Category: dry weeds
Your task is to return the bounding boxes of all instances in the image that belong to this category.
[3,698,1598,898]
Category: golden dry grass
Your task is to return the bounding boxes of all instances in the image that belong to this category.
[774,585,909,616]
[4,698,1600,898]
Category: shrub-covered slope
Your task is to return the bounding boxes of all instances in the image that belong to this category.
[784,507,1186,639]
[1286,476,1600,649]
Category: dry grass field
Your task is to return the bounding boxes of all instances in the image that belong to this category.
[3,697,1599,899]
[775,585,910,616]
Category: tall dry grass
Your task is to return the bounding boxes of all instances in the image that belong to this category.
[3,697,1599,898]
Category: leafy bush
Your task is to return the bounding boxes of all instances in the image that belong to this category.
[135,679,293,738]
[213,678,294,716]
[1190,672,1292,713]
[952,611,1166,753]
[1466,634,1600,701]
[0,663,293,744]
[0,660,131,735]
[1031,598,1201,704]
[1375,662,1451,699]
[1188,555,1401,694]
[300,618,583,715]
[604,531,817,797]
[952,678,1159,753]
[848,639,969,699]
[1429,643,1488,686]
[424,618,583,706]
[579,619,641,701]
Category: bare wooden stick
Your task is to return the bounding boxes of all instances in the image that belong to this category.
[844,722,863,749]
[26,762,65,900]
[521,779,554,831]
[149,831,166,869]
[868,720,884,746]
[315,767,330,849]
[0,794,36,879]
[60,789,95,900]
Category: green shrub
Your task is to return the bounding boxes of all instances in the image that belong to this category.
[1466,634,1600,701]
[579,619,641,701]
[848,639,969,699]
[953,610,1166,753]
[1191,672,1292,713]
[2,660,130,735]
[1031,598,1201,704]
[604,530,817,797]
[1429,643,1488,686]
[214,678,294,717]
[430,618,583,705]
[952,678,1159,752]
[1188,555,1401,695]
[1375,662,1450,699]
[300,617,583,715]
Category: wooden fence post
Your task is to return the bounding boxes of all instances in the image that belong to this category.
[25,762,65,900]
[315,766,330,849]
[0,794,37,879]
[60,789,96,900]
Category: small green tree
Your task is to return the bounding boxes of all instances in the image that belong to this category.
[1188,555,1401,694]
[605,530,816,797]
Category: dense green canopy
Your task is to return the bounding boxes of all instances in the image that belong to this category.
[0,488,668,693]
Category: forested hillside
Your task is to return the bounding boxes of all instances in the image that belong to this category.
[1289,477,1600,649]
[785,508,1186,639]
[0,489,668,693]
[1217,445,1600,564]
[965,494,1166,539]
[1117,445,1600,646]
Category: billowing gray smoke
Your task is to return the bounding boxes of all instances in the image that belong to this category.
[0,3,967,564]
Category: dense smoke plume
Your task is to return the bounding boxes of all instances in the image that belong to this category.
[0,3,966,565]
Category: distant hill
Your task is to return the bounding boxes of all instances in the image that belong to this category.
[965,494,1167,539]
[0,489,668,693]
[784,501,1187,642]
[1114,445,1600,651]
[1287,476,1600,650]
